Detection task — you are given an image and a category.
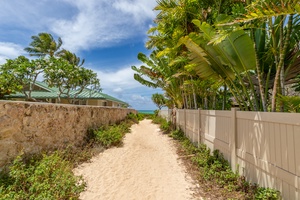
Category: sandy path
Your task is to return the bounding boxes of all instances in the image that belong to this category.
[74,119,195,200]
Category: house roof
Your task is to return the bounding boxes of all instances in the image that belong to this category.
[6,81,128,105]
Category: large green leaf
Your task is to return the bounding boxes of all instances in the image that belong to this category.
[133,74,159,88]
[220,30,256,72]
[195,21,256,73]
[178,36,219,79]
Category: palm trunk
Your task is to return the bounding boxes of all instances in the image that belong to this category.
[212,95,216,110]
[204,96,208,110]
[190,76,198,109]
[271,15,293,112]
[252,28,267,111]
[222,84,227,110]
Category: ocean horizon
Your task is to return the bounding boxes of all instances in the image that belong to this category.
[137,110,155,114]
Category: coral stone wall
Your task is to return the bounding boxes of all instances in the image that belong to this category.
[0,101,136,169]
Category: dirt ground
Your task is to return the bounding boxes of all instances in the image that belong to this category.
[74,119,201,200]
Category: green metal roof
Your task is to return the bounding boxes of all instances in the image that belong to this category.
[8,91,59,99]
[34,81,59,92]
[6,81,128,105]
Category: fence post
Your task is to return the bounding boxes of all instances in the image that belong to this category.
[198,108,201,147]
[230,108,238,172]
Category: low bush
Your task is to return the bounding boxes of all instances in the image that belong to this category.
[152,116,171,133]
[126,112,139,124]
[93,125,124,148]
[0,152,86,200]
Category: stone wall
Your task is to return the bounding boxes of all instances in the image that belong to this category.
[0,100,136,168]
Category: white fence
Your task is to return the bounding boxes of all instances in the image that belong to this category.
[158,109,170,120]
[161,108,300,200]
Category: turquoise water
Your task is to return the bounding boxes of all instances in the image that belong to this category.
[137,110,155,114]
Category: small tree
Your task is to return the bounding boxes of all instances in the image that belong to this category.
[44,57,100,103]
[151,93,166,110]
[1,56,46,101]
[0,69,22,98]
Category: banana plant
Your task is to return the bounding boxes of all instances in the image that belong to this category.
[179,20,258,110]
[226,0,300,111]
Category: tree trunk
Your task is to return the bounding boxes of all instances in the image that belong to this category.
[252,28,267,111]
[271,15,293,112]
[222,84,227,110]
[190,76,197,109]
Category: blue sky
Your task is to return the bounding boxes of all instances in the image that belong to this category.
[0,0,162,110]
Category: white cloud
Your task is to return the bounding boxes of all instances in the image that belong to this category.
[50,0,156,52]
[0,42,24,64]
[0,0,157,52]
[94,65,149,93]
[0,0,76,30]
[112,0,156,24]
[91,64,161,109]
[113,87,123,93]
[131,94,147,101]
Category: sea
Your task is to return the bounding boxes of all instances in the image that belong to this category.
[137,110,155,114]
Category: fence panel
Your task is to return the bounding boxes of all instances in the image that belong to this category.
[199,110,232,161]
[171,108,300,200]
[185,109,199,144]
[236,111,300,199]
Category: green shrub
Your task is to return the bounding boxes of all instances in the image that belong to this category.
[170,129,185,140]
[93,126,124,148]
[0,152,86,200]
[152,115,172,133]
[126,112,139,124]
[255,187,281,200]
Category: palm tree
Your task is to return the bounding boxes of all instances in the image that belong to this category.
[24,32,63,57]
[56,49,85,66]
[151,93,166,110]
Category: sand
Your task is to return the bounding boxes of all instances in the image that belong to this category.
[74,119,196,200]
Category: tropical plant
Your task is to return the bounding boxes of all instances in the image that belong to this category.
[178,19,259,111]
[221,0,300,111]
[0,68,22,98]
[151,93,166,110]
[43,57,100,103]
[132,51,184,108]
[0,56,47,101]
[24,32,63,57]
[133,0,300,112]
[133,0,255,111]
[56,49,85,66]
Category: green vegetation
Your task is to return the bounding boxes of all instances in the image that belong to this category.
[0,152,85,200]
[0,113,142,199]
[132,0,300,112]
[151,93,167,110]
[0,32,100,103]
[91,120,132,148]
[153,115,280,199]
[151,114,171,133]
[173,130,280,199]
